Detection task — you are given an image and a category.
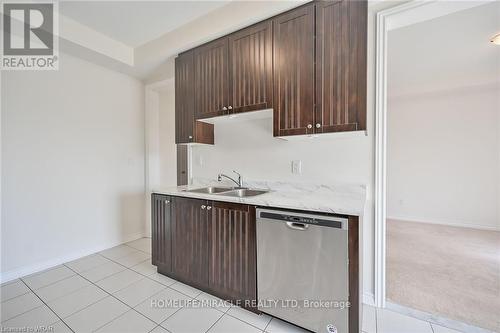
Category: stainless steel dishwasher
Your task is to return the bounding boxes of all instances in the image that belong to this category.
[256,208,349,333]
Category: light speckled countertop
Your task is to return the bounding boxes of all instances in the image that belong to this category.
[153,179,366,216]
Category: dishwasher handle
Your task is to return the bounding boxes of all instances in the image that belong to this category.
[286,222,309,231]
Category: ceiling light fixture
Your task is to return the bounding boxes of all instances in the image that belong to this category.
[491,33,500,45]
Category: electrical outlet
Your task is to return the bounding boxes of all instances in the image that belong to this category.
[291,160,302,175]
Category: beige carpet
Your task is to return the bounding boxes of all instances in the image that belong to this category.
[387,219,500,332]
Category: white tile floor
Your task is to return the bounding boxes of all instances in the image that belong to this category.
[0,238,473,333]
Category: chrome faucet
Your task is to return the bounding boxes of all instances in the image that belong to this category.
[218,170,243,188]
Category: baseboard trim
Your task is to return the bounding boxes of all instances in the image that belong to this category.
[0,232,145,284]
[387,215,500,231]
[386,301,496,333]
[362,292,376,306]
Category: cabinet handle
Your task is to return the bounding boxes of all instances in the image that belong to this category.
[228,106,233,110]
[222,106,228,111]
[164,200,170,204]
[207,206,212,210]
[307,124,312,129]
[188,135,193,139]
[316,123,321,128]
[201,205,206,210]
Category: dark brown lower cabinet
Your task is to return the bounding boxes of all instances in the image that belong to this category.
[208,202,257,311]
[152,195,257,310]
[151,194,172,274]
[171,197,210,290]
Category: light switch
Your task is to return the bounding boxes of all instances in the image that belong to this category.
[291,160,302,175]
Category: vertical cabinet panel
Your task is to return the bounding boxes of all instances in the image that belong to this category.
[172,197,209,289]
[273,4,315,137]
[175,51,195,143]
[151,194,172,273]
[208,202,257,310]
[228,21,273,113]
[194,39,229,118]
[176,145,188,186]
[316,0,367,133]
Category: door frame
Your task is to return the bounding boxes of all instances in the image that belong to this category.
[373,0,494,308]
[145,78,182,237]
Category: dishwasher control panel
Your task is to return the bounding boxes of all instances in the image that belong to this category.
[258,211,347,229]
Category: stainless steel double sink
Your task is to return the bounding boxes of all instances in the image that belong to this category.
[186,186,268,198]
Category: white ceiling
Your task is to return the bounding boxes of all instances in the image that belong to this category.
[59,1,230,47]
[388,1,500,97]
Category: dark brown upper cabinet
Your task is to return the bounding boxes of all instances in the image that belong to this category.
[208,201,257,311]
[171,197,210,290]
[175,51,214,144]
[274,1,367,137]
[194,38,230,119]
[272,4,315,137]
[315,0,367,133]
[176,0,367,139]
[228,21,273,114]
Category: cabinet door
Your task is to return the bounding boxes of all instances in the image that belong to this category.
[175,51,195,143]
[194,38,229,118]
[228,21,273,113]
[273,4,315,137]
[208,202,257,310]
[172,197,209,289]
[315,0,367,133]
[151,194,172,273]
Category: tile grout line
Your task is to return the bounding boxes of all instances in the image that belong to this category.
[82,247,274,332]
[147,324,161,333]
[1,279,19,286]
[20,267,77,291]
[0,288,31,303]
[62,263,145,332]
[201,309,226,333]
[223,309,272,332]
[62,263,150,333]
[1,284,62,324]
[0,302,45,325]
[98,249,210,301]
[6,240,274,333]
[2,278,71,325]
[63,262,190,332]
[58,246,184,328]
[263,316,272,332]
[18,278,75,333]
[3,241,152,331]
[122,242,153,256]
[24,272,91,304]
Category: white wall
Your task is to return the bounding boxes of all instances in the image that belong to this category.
[1,52,145,281]
[158,83,177,188]
[387,84,500,230]
[192,120,369,185]
[386,1,500,231]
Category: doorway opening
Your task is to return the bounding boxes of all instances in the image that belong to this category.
[376,1,500,332]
